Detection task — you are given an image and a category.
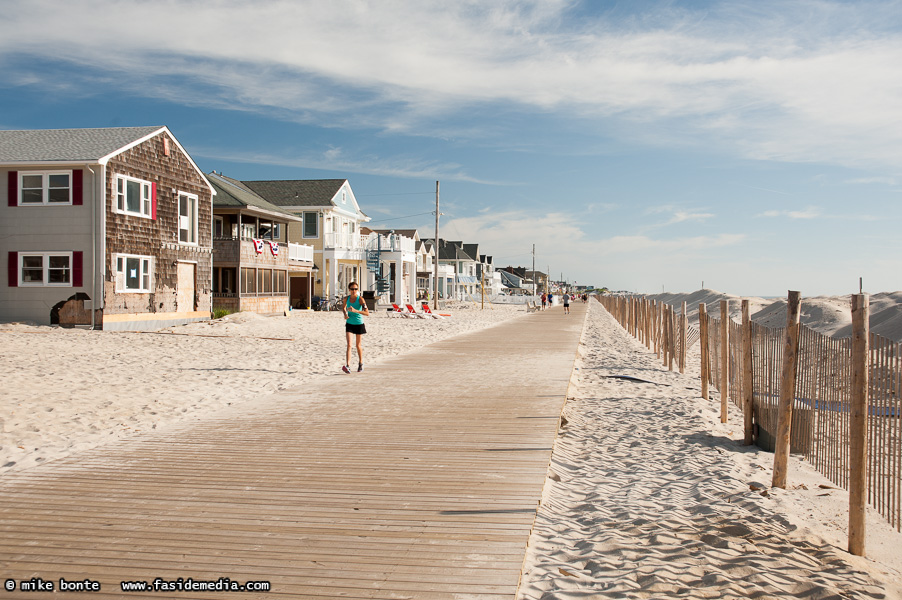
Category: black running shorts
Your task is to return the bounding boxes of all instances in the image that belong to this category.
[346,323,367,335]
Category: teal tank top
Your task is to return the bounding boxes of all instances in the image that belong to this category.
[346,295,364,325]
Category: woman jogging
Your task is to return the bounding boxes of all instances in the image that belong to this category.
[342,282,369,373]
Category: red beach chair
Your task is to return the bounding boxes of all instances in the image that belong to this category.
[391,303,415,318]
[405,304,429,319]
[420,304,446,319]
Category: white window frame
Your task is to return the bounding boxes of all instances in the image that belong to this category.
[114,174,153,218]
[18,171,73,206]
[178,191,198,245]
[114,253,154,293]
[302,211,319,239]
[18,252,73,286]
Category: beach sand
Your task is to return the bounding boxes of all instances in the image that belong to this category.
[3,295,901,598]
[517,299,902,599]
[0,301,525,473]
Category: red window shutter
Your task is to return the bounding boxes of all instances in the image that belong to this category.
[8,252,18,287]
[7,171,17,207]
[151,182,157,220]
[72,169,83,206]
[73,251,83,287]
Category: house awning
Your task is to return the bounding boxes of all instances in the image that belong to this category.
[457,275,477,283]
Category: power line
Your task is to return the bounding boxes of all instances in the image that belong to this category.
[367,211,437,224]
[357,191,435,197]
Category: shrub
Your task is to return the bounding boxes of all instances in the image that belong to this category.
[212,308,236,320]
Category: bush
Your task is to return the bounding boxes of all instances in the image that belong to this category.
[212,308,236,320]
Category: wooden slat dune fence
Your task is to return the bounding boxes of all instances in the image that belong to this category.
[597,294,902,537]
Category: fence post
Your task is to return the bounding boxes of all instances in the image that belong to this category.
[773,290,802,489]
[742,299,754,445]
[663,305,670,368]
[668,306,676,372]
[680,301,688,374]
[699,302,709,400]
[849,293,869,556]
[720,299,729,423]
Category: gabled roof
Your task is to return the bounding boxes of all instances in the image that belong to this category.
[0,126,163,162]
[0,126,214,194]
[208,172,300,222]
[423,238,478,262]
[242,179,347,208]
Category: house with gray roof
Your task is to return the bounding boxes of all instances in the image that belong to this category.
[422,239,480,300]
[1,126,214,329]
[207,172,316,312]
[241,179,370,301]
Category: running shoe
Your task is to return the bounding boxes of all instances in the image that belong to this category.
[358,363,364,372]
[341,365,351,374]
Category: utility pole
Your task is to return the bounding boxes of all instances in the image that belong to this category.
[532,244,536,298]
[433,181,439,310]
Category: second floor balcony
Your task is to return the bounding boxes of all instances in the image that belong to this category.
[214,237,314,266]
[324,232,366,250]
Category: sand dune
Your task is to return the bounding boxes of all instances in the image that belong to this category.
[645,289,902,342]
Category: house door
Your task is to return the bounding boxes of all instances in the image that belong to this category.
[177,262,196,312]
[290,275,309,309]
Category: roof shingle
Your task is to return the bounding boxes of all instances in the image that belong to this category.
[0,126,164,162]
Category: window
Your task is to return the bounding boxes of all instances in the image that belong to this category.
[114,254,153,292]
[213,216,225,239]
[259,269,272,293]
[258,221,282,240]
[241,268,256,294]
[303,212,318,238]
[18,252,72,286]
[18,171,72,205]
[115,174,152,218]
[274,270,286,294]
[178,192,198,244]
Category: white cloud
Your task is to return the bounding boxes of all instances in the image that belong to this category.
[644,205,715,227]
[190,146,502,184]
[439,209,745,282]
[3,1,902,171]
[758,206,822,219]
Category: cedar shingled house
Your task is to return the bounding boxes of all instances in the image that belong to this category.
[207,172,315,312]
[0,126,215,330]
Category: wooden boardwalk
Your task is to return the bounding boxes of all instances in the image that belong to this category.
[0,303,585,599]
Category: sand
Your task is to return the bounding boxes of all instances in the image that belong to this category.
[0,301,525,473]
[517,299,902,599]
[3,295,901,598]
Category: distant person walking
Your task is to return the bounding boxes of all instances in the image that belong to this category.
[563,293,571,314]
[541,292,547,310]
[342,281,369,373]
[548,293,554,307]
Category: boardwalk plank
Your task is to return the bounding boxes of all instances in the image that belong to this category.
[0,304,585,599]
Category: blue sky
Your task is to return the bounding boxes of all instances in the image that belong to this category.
[2,0,901,296]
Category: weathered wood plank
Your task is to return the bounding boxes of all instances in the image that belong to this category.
[0,304,586,599]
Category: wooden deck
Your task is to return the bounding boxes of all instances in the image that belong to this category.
[0,304,585,599]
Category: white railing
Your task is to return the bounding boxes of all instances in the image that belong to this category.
[365,233,416,253]
[288,242,314,262]
[324,232,366,250]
